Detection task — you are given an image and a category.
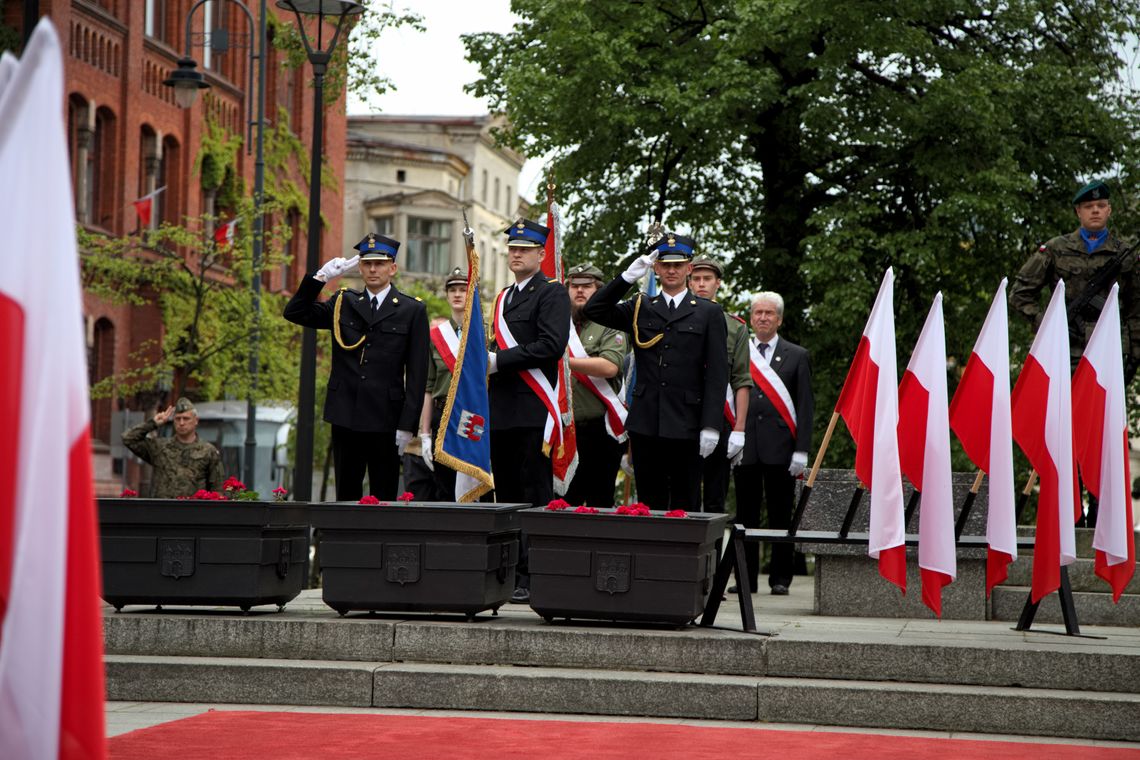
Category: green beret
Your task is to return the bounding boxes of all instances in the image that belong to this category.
[1073,180,1110,205]
[690,255,723,277]
[173,397,196,415]
[566,263,604,284]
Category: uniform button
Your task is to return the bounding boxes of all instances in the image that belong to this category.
[366,343,372,348]
[360,374,366,379]
[662,363,668,367]
[665,326,672,332]
[363,359,369,364]
[660,381,667,386]
[663,344,670,349]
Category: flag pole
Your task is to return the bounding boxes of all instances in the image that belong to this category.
[953,469,986,540]
[788,410,839,536]
[1014,469,1038,524]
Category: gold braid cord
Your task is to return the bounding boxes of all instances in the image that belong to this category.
[332,291,366,350]
[632,293,663,349]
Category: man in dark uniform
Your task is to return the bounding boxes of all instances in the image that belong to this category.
[563,264,628,508]
[122,397,223,498]
[488,219,571,602]
[284,233,429,501]
[584,234,728,511]
[689,255,751,512]
[1010,179,1140,525]
[733,292,813,595]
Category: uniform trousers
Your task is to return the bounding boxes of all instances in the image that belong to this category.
[331,424,399,501]
[733,461,795,588]
[629,432,700,511]
[563,418,624,508]
[491,426,553,589]
[700,433,730,513]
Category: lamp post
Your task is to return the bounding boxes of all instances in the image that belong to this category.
[276,0,363,501]
[165,0,267,489]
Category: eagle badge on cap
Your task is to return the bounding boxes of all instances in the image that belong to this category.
[1092,189,1102,199]
[668,235,676,247]
[516,222,525,231]
[367,233,376,250]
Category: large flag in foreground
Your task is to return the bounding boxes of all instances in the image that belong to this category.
[835,268,907,592]
[1071,284,1135,601]
[898,293,955,617]
[949,279,1017,595]
[435,230,495,502]
[1011,282,1078,603]
[0,21,106,759]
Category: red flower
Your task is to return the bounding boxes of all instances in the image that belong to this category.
[616,503,651,516]
[191,489,224,500]
[358,495,380,505]
[545,498,571,511]
[397,492,415,502]
[120,488,138,498]
[222,476,246,492]
[664,509,688,518]
[573,506,599,514]
[272,487,289,502]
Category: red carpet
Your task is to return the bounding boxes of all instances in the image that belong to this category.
[108,711,1136,759]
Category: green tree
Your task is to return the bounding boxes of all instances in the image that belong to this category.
[466,0,1140,463]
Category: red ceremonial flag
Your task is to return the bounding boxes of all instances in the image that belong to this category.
[1011,282,1079,604]
[545,199,577,493]
[214,217,238,248]
[1071,284,1135,601]
[949,279,1017,595]
[898,293,955,617]
[0,21,106,759]
[835,267,906,591]
[131,186,165,228]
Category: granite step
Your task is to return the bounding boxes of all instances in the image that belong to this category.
[1003,555,1140,594]
[990,586,1140,627]
[1016,526,1140,559]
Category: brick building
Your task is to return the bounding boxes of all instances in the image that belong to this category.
[3,2,347,493]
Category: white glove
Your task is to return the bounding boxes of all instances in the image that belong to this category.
[789,450,808,478]
[395,429,413,455]
[698,427,719,459]
[726,431,745,461]
[487,351,498,374]
[620,452,635,477]
[621,251,659,283]
[420,433,434,471]
[314,255,359,282]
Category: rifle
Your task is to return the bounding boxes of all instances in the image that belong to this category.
[1066,237,1136,350]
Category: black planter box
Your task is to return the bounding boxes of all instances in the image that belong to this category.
[99,499,309,612]
[310,502,526,618]
[521,508,729,625]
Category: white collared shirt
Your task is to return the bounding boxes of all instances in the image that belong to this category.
[753,334,779,366]
[365,283,392,309]
[662,289,689,310]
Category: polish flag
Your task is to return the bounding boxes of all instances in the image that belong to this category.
[131,186,165,228]
[214,217,238,248]
[835,268,907,591]
[1071,284,1135,602]
[1011,281,1078,603]
[948,279,1017,595]
[898,293,955,617]
[0,22,106,759]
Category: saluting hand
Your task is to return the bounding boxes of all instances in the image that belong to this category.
[621,251,658,283]
[314,255,360,282]
[153,405,174,426]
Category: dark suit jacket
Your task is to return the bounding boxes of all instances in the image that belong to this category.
[284,275,429,433]
[488,275,571,430]
[740,336,813,466]
[584,277,728,440]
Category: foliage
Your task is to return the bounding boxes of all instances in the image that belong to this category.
[466,0,1140,465]
[263,106,339,226]
[193,111,245,210]
[0,1,19,56]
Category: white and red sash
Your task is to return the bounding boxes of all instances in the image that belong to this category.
[750,341,797,439]
[430,321,459,372]
[493,288,563,455]
[567,326,628,442]
[724,384,736,428]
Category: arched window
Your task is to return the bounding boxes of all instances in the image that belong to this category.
[90,317,115,444]
[68,95,91,222]
[92,106,117,229]
[162,135,181,225]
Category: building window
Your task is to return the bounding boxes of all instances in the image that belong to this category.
[145,0,168,44]
[405,217,451,275]
[161,136,181,225]
[89,318,115,443]
[494,177,500,213]
[396,169,406,183]
[505,185,512,215]
[481,170,487,203]
[373,216,394,236]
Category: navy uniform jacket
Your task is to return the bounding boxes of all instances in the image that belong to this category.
[740,337,813,466]
[488,276,571,430]
[284,275,429,433]
[583,277,728,440]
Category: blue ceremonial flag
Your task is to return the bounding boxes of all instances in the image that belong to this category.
[434,224,494,501]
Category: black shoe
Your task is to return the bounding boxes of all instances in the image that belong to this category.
[510,587,531,604]
[770,584,789,596]
[726,585,740,594]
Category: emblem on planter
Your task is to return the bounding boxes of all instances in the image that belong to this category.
[595,553,631,595]
[276,539,292,579]
[386,544,421,585]
[159,538,196,579]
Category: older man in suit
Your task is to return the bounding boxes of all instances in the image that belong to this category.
[733,291,813,595]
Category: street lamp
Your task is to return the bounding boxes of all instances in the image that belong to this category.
[277,0,363,501]
[164,0,267,490]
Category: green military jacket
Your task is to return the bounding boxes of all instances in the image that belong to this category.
[426,319,459,400]
[1010,229,1140,366]
[571,319,627,422]
[122,420,224,498]
[725,312,752,392]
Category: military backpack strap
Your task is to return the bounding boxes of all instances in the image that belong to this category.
[332,289,366,351]
[632,292,663,349]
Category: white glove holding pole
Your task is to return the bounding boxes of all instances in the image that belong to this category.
[698,428,719,459]
[315,255,360,282]
[420,434,434,471]
[725,431,745,461]
[621,251,659,283]
[620,452,635,477]
[395,429,413,455]
[788,450,808,478]
[487,351,498,375]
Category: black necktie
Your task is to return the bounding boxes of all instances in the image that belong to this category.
[668,299,676,314]
[759,342,769,358]
[507,285,516,305]
[371,296,379,315]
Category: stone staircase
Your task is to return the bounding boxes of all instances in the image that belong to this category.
[103,592,1140,742]
[991,527,1140,627]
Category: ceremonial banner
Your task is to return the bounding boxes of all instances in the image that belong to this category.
[545,199,577,494]
[949,279,1017,594]
[1071,284,1135,601]
[835,268,906,592]
[0,21,106,759]
[898,294,955,617]
[1011,282,1078,603]
[131,186,165,228]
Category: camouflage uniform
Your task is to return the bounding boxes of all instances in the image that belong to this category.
[1009,230,1140,372]
[121,419,224,498]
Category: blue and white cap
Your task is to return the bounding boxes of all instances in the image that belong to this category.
[505,218,549,249]
[649,233,695,262]
[354,232,400,261]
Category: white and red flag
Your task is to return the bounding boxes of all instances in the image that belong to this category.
[214,217,238,248]
[544,198,577,494]
[1071,284,1135,601]
[898,293,956,617]
[835,268,907,591]
[0,21,106,759]
[949,279,1017,595]
[1011,281,1079,603]
[131,186,165,229]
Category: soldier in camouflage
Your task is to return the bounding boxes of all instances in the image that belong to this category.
[121,397,223,498]
[1010,180,1140,379]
